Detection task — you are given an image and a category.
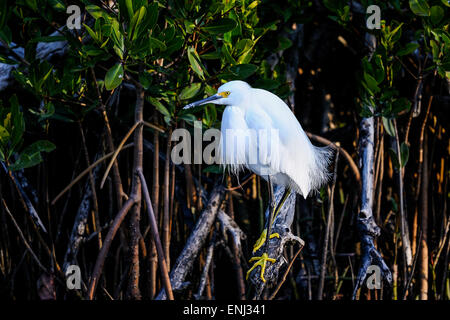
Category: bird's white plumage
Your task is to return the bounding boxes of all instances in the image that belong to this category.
[212,80,332,198]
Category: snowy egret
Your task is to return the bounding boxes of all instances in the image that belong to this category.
[184,80,332,282]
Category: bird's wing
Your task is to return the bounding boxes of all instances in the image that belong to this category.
[243,104,281,172]
[219,106,249,175]
[248,88,325,197]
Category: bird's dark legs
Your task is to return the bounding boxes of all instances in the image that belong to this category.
[246,178,291,282]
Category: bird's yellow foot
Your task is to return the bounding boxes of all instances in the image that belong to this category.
[252,229,280,253]
[246,253,276,282]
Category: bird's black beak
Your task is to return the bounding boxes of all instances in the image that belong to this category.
[183,94,222,109]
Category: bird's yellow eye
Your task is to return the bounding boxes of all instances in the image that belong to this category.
[218,91,231,98]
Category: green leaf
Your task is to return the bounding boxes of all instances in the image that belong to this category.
[105,63,124,90]
[363,72,380,93]
[204,85,216,96]
[391,98,411,115]
[373,55,385,84]
[184,20,195,34]
[203,104,217,127]
[162,116,171,125]
[26,0,38,11]
[30,102,55,121]
[278,37,292,51]
[235,39,253,54]
[149,36,166,50]
[430,39,439,60]
[10,95,24,150]
[430,6,444,24]
[178,113,197,124]
[388,23,403,44]
[179,83,202,100]
[0,0,9,28]
[147,97,171,118]
[253,79,280,91]
[409,0,430,16]
[31,35,66,43]
[86,4,111,21]
[139,72,152,90]
[360,104,374,118]
[400,142,409,167]
[203,18,237,34]
[48,0,66,11]
[388,148,400,169]
[84,46,105,56]
[0,125,10,147]
[202,165,223,174]
[221,44,237,65]
[397,43,420,56]
[83,24,98,42]
[9,140,56,171]
[0,25,12,45]
[187,47,205,79]
[229,64,258,79]
[201,51,220,60]
[146,2,159,30]
[382,117,395,137]
[111,19,124,59]
[128,6,146,41]
[237,49,253,64]
[125,0,134,21]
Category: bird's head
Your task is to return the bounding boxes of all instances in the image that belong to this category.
[183,80,250,109]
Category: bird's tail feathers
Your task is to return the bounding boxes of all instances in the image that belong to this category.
[308,145,334,193]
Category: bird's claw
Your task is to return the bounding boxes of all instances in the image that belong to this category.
[246,253,276,283]
[252,229,280,253]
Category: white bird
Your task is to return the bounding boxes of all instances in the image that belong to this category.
[184,80,332,282]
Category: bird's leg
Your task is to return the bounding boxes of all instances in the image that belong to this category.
[252,184,291,253]
[265,179,279,252]
[247,179,291,282]
[251,177,278,253]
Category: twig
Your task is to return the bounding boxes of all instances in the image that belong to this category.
[317,149,339,299]
[402,230,422,299]
[149,108,160,298]
[143,121,165,133]
[156,185,226,300]
[138,169,174,300]
[1,162,47,233]
[62,157,101,272]
[92,65,127,210]
[51,143,133,205]
[100,121,143,189]
[79,122,102,249]
[217,210,246,255]
[87,196,136,299]
[163,128,173,269]
[1,199,48,273]
[226,174,255,191]
[419,130,429,300]
[352,114,392,299]
[268,243,304,300]
[194,236,216,300]
[124,78,146,299]
[393,119,412,283]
